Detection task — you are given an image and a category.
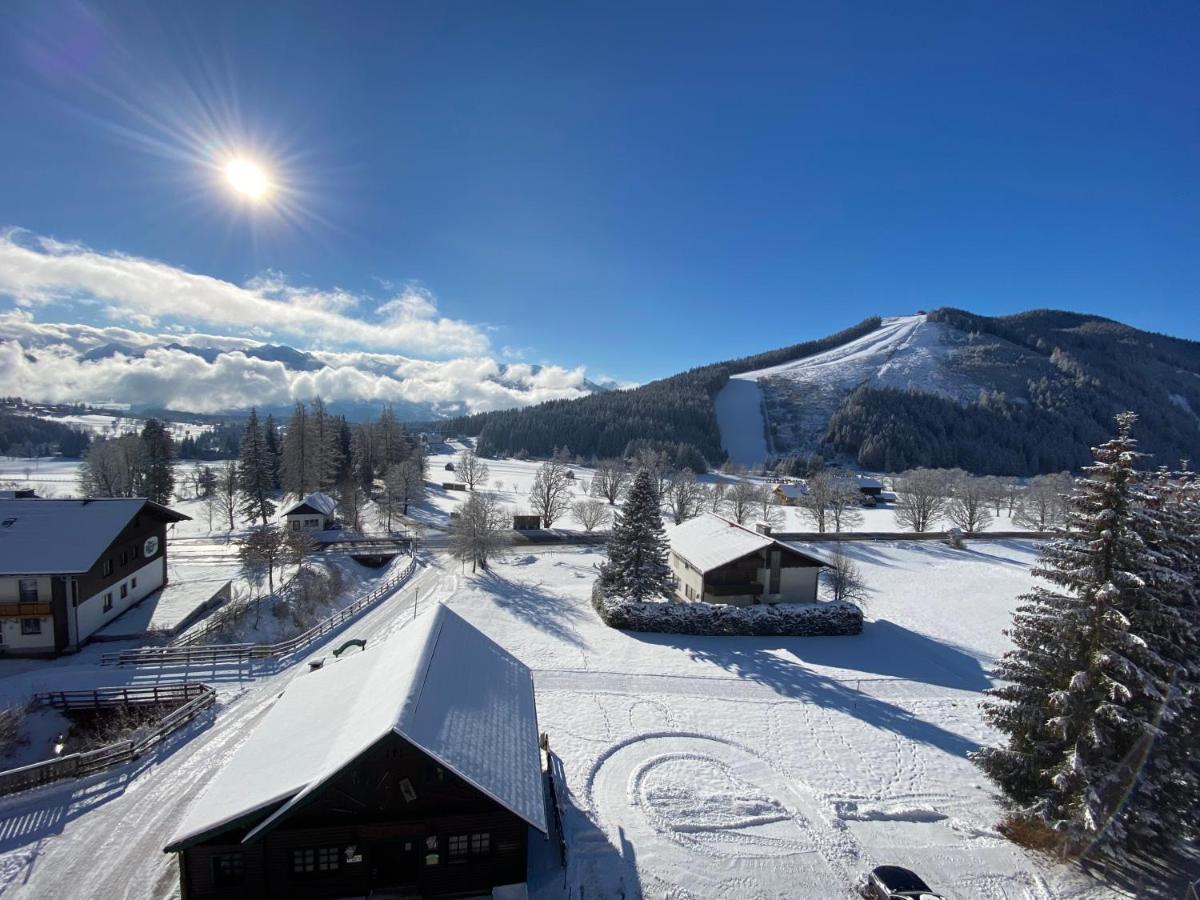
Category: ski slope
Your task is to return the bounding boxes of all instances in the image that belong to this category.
[715,315,983,465]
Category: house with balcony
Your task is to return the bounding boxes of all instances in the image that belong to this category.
[0,497,190,655]
[668,514,829,606]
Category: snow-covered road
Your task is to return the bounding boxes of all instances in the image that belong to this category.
[0,560,454,900]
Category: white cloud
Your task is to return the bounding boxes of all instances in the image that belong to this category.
[0,315,593,415]
[0,229,489,356]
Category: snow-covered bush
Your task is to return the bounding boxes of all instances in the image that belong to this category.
[592,583,863,636]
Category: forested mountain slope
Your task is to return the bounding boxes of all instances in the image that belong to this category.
[437,317,883,463]
[438,308,1200,476]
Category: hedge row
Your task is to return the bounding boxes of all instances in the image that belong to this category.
[591,584,863,637]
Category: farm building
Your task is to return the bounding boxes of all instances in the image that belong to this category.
[772,483,806,505]
[668,514,829,606]
[165,604,549,899]
[0,497,189,655]
[512,514,542,531]
[282,493,338,532]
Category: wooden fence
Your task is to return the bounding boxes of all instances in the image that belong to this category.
[0,682,216,797]
[101,556,418,668]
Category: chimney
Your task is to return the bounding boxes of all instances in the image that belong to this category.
[754,522,772,536]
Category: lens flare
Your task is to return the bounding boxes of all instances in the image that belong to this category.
[224,158,270,200]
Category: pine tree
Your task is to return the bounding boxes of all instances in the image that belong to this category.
[281,402,311,495]
[138,419,175,504]
[598,468,673,601]
[238,409,277,526]
[974,413,1198,856]
[263,413,283,490]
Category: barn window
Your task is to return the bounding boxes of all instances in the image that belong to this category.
[448,834,469,860]
[20,618,41,635]
[211,852,244,886]
[470,833,490,855]
[292,846,340,875]
[17,579,38,603]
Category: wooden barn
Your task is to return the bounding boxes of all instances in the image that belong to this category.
[668,514,829,606]
[0,497,189,655]
[165,604,549,899]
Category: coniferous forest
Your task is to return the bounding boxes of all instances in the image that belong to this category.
[435,309,1200,475]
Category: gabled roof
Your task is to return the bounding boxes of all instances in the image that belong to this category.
[774,483,807,499]
[165,604,546,852]
[0,498,189,576]
[281,491,337,518]
[668,513,829,573]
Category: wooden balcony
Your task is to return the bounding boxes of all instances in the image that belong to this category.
[702,581,763,598]
[0,602,51,618]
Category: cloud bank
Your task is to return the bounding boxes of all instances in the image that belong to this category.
[0,231,604,416]
[0,229,487,356]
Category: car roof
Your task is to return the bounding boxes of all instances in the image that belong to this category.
[872,866,932,891]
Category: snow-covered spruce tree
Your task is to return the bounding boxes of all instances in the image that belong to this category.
[238,409,277,526]
[974,413,1198,857]
[1134,465,1200,844]
[597,468,673,601]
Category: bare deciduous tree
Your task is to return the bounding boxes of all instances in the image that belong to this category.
[893,468,951,532]
[213,460,239,532]
[590,460,630,505]
[706,481,728,513]
[725,480,759,524]
[529,460,574,528]
[456,449,489,492]
[796,471,837,533]
[571,498,612,532]
[1013,472,1074,530]
[449,492,509,573]
[663,469,706,524]
[753,484,785,529]
[821,543,869,608]
[828,477,864,532]
[946,473,994,533]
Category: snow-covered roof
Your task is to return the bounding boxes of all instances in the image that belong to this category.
[774,483,807,499]
[0,498,189,576]
[282,491,337,518]
[166,604,546,851]
[853,474,884,489]
[669,514,827,573]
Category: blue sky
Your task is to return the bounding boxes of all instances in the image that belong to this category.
[1,0,1197,386]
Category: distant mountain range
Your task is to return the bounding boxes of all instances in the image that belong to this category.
[437,309,1200,476]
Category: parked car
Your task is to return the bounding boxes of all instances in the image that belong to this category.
[860,866,945,900]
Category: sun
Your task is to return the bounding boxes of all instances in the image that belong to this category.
[224,157,271,200]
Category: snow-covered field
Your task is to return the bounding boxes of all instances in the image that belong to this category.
[437,541,1111,899]
[0,529,1134,898]
[715,315,986,465]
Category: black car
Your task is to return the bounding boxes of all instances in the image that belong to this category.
[861,865,946,900]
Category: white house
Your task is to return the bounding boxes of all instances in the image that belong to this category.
[282,492,338,531]
[0,497,189,655]
[668,514,829,606]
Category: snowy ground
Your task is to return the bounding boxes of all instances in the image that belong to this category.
[0,536,1149,899]
[435,541,1117,899]
[714,315,986,464]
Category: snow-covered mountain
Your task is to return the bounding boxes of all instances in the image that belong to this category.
[716,309,1200,471]
[717,315,989,463]
[0,315,613,420]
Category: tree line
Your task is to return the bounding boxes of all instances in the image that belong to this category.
[0,411,91,458]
